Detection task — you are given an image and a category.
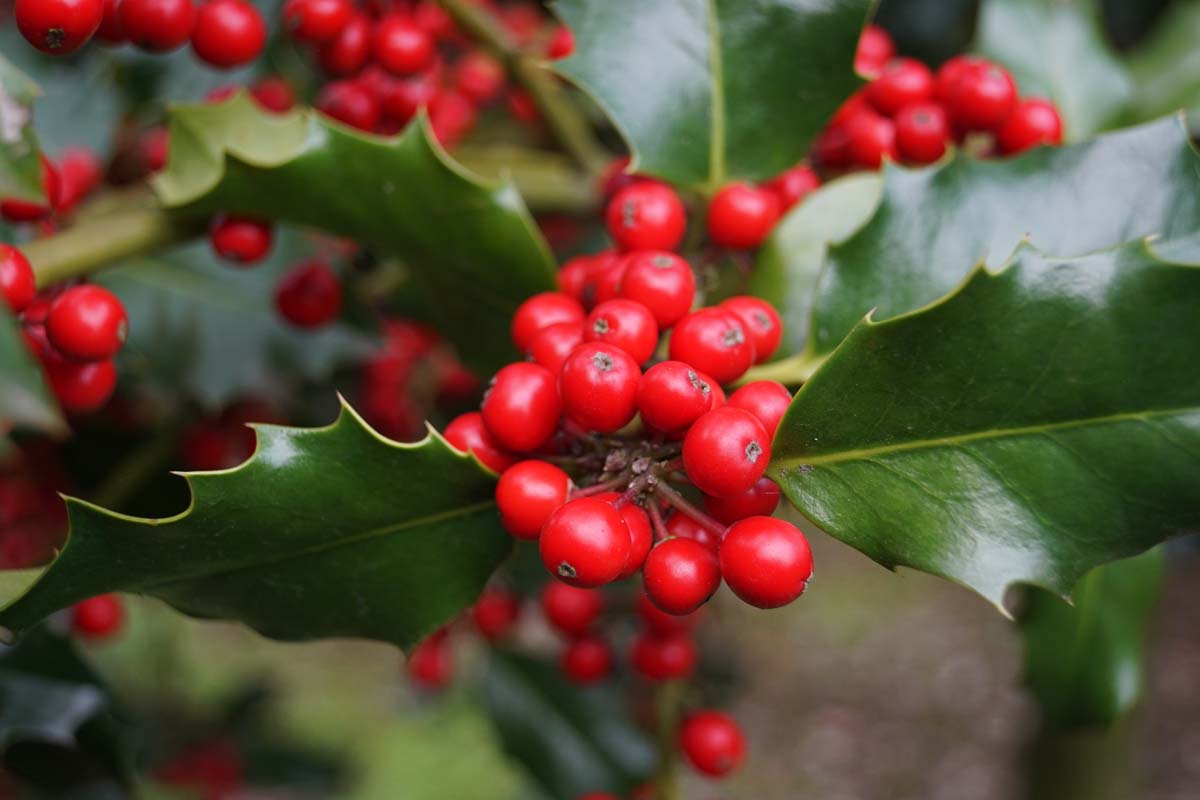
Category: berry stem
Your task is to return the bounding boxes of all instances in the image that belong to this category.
[647,499,670,543]
[653,679,685,800]
[654,482,727,539]
[569,476,628,499]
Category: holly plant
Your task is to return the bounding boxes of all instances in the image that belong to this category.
[0,0,1198,798]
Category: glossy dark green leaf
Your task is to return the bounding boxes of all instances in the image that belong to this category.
[0,54,45,203]
[154,93,556,374]
[1123,0,1200,124]
[0,308,65,435]
[1020,550,1163,730]
[0,401,512,651]
[554,0,872,189]
[772,238,1200,609]
[976,0,1132,139]
[809,116,1200,356]
[100,232,372,409]
[484,651,656,800]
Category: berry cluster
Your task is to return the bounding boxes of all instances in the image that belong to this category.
[816,25,1065,169]
[1,147,102,228]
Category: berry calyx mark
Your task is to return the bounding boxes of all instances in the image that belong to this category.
[592,351,614,371]
[557,562,577,579]
[745,441,762,463]
[46,27,66,49]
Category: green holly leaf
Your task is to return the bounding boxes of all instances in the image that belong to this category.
[153,93,556,374]
[1123,0,1200,125]
[554,0,872,189]
[771,237,1200,609]
[484,650,656,800]
[0,401,512,650]
[976,0,1133,140]
[0,54,46,204]
[1020,550,1163,730]
[0,307,65,435]
[808,116,1200,358]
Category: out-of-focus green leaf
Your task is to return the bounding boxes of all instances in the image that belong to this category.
[1123,1,1200,124]
[0,308,65,435]
[0,54,46,203]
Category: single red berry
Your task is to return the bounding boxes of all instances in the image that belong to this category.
[46,358,117,413]
[584,299,659,365]
[316,80,380,131]
[141,126,169,172]
[679,711,745,778]
[56,146,102,214]
[96,0,124,42]
[559,342,641,434]
[630,629,697,681]
[540,581,603,637]
[945,60,1017,132]
[119,0,194,52]
[251,77,295,113]
[455,50,505,104]
[855,24,894,78]
[698,371,725,409]
[15,0,104,54]
[511,291,585,352]
[668,308,754,385]
[0,244,36,314]
[546,24,574,59]
[428,88,478,148]
[720,516,813,609]
[443,411,514,473]
[557,254,604,302]
[482,362,561,452]
[617,250,694,329]
[706,182,781,250]
[703,477,781,525]
[471,587,521,642]
[683,407,769,498]
[317,11,371,76]
[727,380,791,439]
[380,72,439,123]
[934,55,982,105]
[561,635,613,684]
[867,57,934,116]
[46,285,128,361]
[637,361,711,435]
[282,0,351,43]
[210,215,273,265]
[276,260,342,328]
[496,460,571,540]
[894,102,949,164]
[605,182,687,252]
[847,109,897,168]
[1,154,59,223]
[180,420,243,470]
[665,511,722,553]
[720,296,783,363]
[72,594,124,639]
[528,321,584,374]
[375,14,435,76]
[617,503,653,580]
[413,0,455,39]
[763,164,820,212]
[407,629,453,689]
[506,87,540,127]
[540,497,630,587]
[996,98,1064,156]
[589,255,628,307]
[637,591,701,636]
[190,0,265,68]
[643,537,721,615]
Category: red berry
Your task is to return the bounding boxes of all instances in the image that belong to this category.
[726,380,790,439]
[643,537,721,615]
[316,80,380,131]
[282,0,351,43]
[46,285,128,361]
[605,182,687,252]
[559,342,641,434]
[894,102,949,164]
[56,146,103,214]
[443,411,514,473]
[506,87,540,127]
[380,72,439,123]
[15,0,103,54]
[482,362,561,452]
[455,50,505,104]
[407,630,453,689]
[71,594,124,638]
[546,24,574,59]
[668,308,754,385]
[584,299,659,365]
[141,127,169,172]
[589,255,628,307]
[540,581,603,636]
[598,155,644,200]
[637,361,712,435]
[706,182,781,250]
[413,1,454,39]
[428,88,478,148]
[617,250,694,328]
[210,215,273,265]
[996,98,1064,156]
[190,0,265,68]
[665,511,721,553]
[318,12,371,76]
[471,587,521,642]
[275,260,342,328]
[557,254,603,302]
[703,477,781,525]
[945,60,1017,132]
[496,460,571,540]
[719,296,783,363]
[0,244,36,314]
[847,109,897,168]
[763,164,820,212]
[617,503,653,580]
[1,155,59,223]
[867,58,934,116]
[561,635,613,684]
[934,55,981,105]
[637,591,701,636]
[375,15,435,76]
[46,358,117,413]
[251,77,295,113]
[630,629,696,681]
[511,291,585,352]
[96,0,124,42]
[683,407,769,498]
[855,24,894,78]
[528,321,584,374]
[720,516,813,608]
[540,497,630,587]
[679,711,745,777]
[119,0,194,52]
